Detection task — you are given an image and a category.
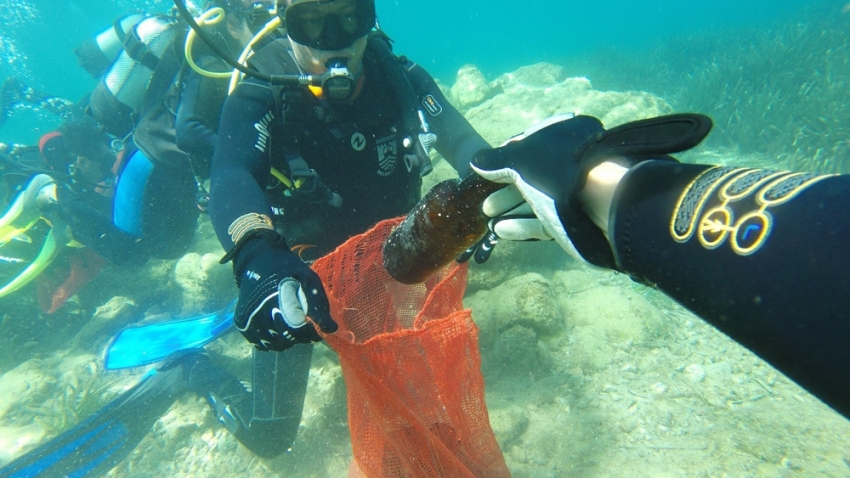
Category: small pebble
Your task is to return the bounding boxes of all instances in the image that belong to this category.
[684,363,706,382]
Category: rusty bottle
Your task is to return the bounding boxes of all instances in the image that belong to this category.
[383,174,507,284]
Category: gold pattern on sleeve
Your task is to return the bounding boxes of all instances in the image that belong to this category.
[670,168,834,256]
[228,212,275,245]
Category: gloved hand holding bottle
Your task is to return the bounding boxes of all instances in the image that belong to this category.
[228,227,338,351]
[464,113,712,268]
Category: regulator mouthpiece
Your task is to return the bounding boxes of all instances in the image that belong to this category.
[321,58,356,102]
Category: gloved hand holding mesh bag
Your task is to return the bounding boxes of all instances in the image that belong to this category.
[223,217,338,351]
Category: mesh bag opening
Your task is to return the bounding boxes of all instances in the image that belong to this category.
[314,218,509,478]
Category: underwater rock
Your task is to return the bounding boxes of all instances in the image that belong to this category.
[0,424,45,466]
[0,359,56,419]
[173,252,234,314]
[451,61,672,145]
[489,407,530,452]
[464,242,573,295]
[684,363,707,382]
[466,272,563,352]
[450,64,495,112]
[492,62,568,89]
[489,324,550,378]
[551,271,668,371]
[71,296,137,352]
[467,272,563,378]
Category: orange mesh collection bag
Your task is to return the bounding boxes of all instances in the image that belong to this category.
[313,218,509,478]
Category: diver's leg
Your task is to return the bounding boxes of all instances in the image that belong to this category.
[186,344,313,458]
[244,343,313,455]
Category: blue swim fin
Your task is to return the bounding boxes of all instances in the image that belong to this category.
[104,301,235,370]
[0,358,188,478]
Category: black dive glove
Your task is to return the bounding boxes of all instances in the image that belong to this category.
[231,233,338,351]
[466,113,712,268]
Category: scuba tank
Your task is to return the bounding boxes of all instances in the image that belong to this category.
[74,13,147,78]
[89,15,181,137]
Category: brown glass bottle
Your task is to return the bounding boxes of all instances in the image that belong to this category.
[383,174,507,284]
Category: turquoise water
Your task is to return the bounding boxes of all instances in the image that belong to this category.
[1,1,850,476]
[0,0,838,145]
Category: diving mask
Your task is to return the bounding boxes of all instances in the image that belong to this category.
[283,0,375,51]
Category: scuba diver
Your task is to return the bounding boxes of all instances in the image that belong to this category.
[0,1,309,476]
[0,0,276,301]
[0,117,117,303]
[463,113,850,421]
[11,0,488,471]
[0,77,82,128]
[112,0,492,469]
[203,0,495,462]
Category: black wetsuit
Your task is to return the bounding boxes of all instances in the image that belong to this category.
[612,161,850,418]
[210,36,488,256]
[207,35,489,456]
[175,57,231,179]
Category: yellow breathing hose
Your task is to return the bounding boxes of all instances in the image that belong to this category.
[184,7,233,79]
[228,15,282,93]
[184,9,302,190]
[222,15,302,189]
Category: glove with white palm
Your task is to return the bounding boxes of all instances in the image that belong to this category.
[463,113,712,268]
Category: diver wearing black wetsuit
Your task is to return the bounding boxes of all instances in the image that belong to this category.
[205,28,489,456]
[211,40,486,256]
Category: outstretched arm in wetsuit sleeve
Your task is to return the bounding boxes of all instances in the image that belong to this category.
[469,113,850,419]
[606,160,850,418]
[405,62,491,175]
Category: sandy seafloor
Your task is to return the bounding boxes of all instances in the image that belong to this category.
[1,62,849,477]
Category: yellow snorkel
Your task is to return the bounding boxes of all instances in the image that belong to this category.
[184,6,283,86]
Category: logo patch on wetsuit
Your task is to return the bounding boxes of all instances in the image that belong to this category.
[350,132,366,151]
[422,95,443,116]
[253,111,274,153]
[670,167,835,255]
[376,133,397,177]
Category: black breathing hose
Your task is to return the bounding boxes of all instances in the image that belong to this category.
[368,35,423,145]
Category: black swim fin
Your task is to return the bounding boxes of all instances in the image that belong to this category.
[0,358,188,478]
